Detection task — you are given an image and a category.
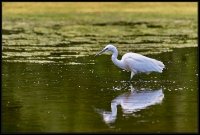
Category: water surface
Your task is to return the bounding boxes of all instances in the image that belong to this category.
[2,47,198,132]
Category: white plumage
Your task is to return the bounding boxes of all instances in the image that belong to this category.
[95,44,165,80]
[122,52,165,73]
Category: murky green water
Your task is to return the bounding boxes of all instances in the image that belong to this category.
[2,11,198,133]
[2,47,198,133]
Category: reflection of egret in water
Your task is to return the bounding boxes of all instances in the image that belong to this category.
[96,86,164,124]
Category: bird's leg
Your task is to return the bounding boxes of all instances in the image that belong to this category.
[130,72,134,81]
[129,72,135,84]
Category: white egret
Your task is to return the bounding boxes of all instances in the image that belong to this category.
[95,44,165,80]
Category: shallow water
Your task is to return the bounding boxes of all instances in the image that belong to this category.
[2,10,198,133]
[2,47,198,133]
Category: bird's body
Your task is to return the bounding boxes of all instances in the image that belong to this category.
[121,53,164,73]
[95,44,165,80]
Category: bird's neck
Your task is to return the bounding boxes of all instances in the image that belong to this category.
[111,50,125,69]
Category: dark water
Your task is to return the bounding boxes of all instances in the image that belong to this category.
[2,47,198,133]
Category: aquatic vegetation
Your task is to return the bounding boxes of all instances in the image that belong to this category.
[2,3,197,64]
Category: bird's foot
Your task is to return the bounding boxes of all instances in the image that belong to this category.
[128,79,132,85]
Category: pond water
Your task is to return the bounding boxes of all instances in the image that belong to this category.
[2,10,198,133]
[2,47,198,133]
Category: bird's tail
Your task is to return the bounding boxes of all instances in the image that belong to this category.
[157,61,165,73]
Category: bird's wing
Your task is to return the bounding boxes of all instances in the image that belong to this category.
[123,53,165,73]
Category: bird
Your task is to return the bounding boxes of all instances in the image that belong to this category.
[95,44,165,80]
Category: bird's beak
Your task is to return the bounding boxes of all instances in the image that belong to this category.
[95,48,108,57]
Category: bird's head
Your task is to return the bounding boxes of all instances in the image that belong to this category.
[95,44,117,56]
